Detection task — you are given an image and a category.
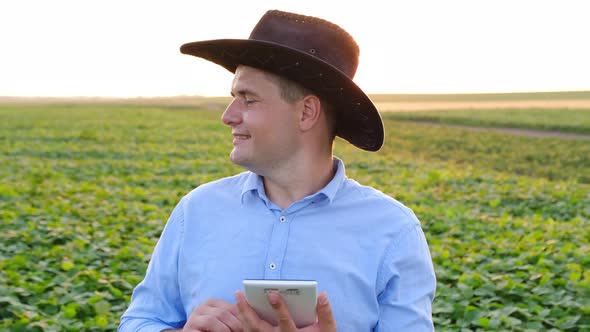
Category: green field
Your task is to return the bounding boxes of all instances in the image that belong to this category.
[383,109,590,135]
[369,90,590,102]
[1,104,589,331]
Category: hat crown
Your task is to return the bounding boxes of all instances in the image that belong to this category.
[249,10,360,79]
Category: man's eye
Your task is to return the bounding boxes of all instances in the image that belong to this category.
[245,99,256,105]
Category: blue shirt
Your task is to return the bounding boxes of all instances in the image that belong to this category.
[119,159,436,331]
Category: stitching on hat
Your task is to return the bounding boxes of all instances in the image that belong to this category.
[267,10,360,56]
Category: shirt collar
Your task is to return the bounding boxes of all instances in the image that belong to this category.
[240,157,346,205]
[318,157,346,203]
[241,171,265,204]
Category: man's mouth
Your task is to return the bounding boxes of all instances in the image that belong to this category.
[233,133,251,143]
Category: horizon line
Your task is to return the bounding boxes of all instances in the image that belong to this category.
[2,89,590,100]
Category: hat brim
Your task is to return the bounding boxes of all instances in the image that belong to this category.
[180,39,383,151]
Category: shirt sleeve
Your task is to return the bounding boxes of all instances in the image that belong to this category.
[375,223,437,331]
[119,198,187,332]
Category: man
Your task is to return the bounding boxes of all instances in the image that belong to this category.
[120,9,436,332]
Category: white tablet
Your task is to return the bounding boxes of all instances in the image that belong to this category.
[243,279,317,328]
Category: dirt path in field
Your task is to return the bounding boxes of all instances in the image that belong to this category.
[374,99,590,140]
[406,122,590,140]
[374,99,590,111]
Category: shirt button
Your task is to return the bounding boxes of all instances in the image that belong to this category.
[269,262,277,270]
[279,216,286,223]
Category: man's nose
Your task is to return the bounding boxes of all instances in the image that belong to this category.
[221,98,242,126]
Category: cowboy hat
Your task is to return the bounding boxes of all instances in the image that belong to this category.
[180,10,384,151]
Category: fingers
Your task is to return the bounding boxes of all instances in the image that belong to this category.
[196,298,236,313]
[186,298,243,332]
[235,291,266,331]
[187,315,232,332]
[236,290,299,332]
[316,292,336,332]
[266,291,297,332]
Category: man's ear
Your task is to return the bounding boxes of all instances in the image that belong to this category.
[299,95,322,132]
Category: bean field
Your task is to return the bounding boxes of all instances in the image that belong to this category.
[1,104,588,331]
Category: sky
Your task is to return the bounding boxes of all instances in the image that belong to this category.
[1,0,589,97]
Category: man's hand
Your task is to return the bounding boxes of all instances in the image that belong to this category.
[235,290,336,332]
[180,298,243,332]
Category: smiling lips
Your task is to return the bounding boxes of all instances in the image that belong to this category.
[232,133,251,144]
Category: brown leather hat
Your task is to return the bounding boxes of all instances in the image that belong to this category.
[180,10,384,151]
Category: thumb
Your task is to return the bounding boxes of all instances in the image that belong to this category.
[316,292,336,332]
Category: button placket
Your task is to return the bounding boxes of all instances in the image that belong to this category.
[268,215,286,273]
[264,211,290,278]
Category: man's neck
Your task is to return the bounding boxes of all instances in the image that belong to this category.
[262,154,335,210]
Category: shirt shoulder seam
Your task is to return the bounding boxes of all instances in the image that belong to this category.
[348,182,418,220]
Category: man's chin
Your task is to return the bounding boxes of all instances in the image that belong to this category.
[229,151,250,168]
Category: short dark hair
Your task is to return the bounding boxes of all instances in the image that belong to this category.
[265,71,337,141]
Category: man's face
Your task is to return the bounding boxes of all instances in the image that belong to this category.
[221,65,302,173]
